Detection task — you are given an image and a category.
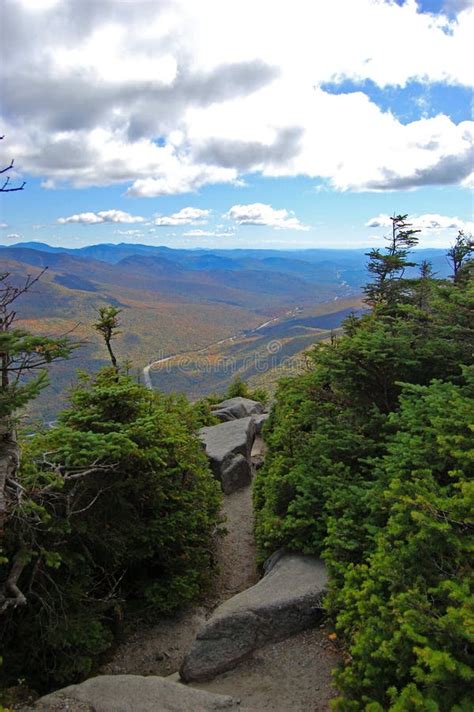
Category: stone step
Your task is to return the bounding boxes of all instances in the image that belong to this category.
[180,551,328,683]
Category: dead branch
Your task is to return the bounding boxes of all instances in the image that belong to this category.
[0,549,28,613]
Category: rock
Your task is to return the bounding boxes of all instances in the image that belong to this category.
[180,552,328,682]
[252,413,269,435]
[221,453,251,493]
[199,417,256,493]
[251,435,266,471]
[31,675,243,712]
[211,397,264,422]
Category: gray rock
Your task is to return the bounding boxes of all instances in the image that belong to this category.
[251,435,266,471]
[252,413,269,435]
[199,417,256,493]
[180,552,327,682]
[32,675,243,712]
[221,453,252,493]
[211,397,264,422]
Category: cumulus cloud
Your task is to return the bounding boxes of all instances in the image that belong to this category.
[183,228,235,237]
[366,213,472,231]
[58,210,144,225]
[194,127,303,171]
[0,0,472,195]
[58,212,103,225]
[154,207,210,226]
[364,142,474,191]
[0,223,8,229]
[115,229,143,236]
[225,203,309,231]
[6,233,21,240]
[365,215,393,228]
[126,163,238,197]
[461,172,474,189]
[443,0,472,14]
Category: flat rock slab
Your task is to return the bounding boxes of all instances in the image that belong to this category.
[32,675,244,712]
[199,417,256,493]
[211,397,264,422]
[180,552,328,682]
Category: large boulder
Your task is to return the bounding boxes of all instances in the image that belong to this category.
[199,417,256,493]
[211,397,264,423]
[180,551,328,682]
[30,675,244,712]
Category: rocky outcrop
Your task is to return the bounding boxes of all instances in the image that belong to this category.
[211,397,264,423]
[180,551,328,682]
[31,675,245,712]
[199,416,257,494]
[251,413,269,436]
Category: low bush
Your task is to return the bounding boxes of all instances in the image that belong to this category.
[1,369,222,690]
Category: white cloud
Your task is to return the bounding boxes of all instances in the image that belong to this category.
[0,223,8,229]
[225,203,309,231]
[115,229,143,236]
[58,210,144,224]
[154,207,210,226]
[97,210,144,224]
[58,212,103,225]
[443,0,472,15]
[461,172,474,189]
[415,214,468,230]
[126,164,238,197]
[183,228,235,237]
[6,233,21,240]
[0,0,472,195]
[366,214,396,228]
[366,212,473,232]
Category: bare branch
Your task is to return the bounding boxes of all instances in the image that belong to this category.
[0,549,28,614]
[0,159,14,175]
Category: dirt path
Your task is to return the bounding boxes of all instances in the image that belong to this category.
[101,448,340,709]
[194,626,340,711]
[100,481,258,678]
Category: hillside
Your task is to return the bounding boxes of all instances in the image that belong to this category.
[0,243,449,419]
[146,299,365,398]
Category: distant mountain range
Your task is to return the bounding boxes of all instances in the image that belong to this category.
[0,241,452,419]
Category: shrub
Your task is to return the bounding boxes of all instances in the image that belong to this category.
[226,376,268,405]
[0,369,222,691]
[328,374,474,710]
[254,261,473,708]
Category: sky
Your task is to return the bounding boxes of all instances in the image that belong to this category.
[0,0,472,250]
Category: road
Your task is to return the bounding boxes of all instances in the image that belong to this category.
[142,308,299,390]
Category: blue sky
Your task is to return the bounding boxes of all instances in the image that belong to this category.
[0,0,472,250]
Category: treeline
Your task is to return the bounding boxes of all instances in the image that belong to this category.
[254,219,473,710]
[0,295,221,692]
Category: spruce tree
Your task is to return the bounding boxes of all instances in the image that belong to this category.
[364,214,420,308]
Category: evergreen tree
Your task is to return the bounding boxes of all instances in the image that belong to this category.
[447,229,473,283]
[1,369,222,689]
[93,305,121,371]
[364,214,420,308]
[255,218,473,709]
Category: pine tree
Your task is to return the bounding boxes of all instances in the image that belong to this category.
[447,229,473,283]
[93,306,121,371]
[364,214,420,308]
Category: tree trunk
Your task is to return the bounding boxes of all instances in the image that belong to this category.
[0,422,20,538]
